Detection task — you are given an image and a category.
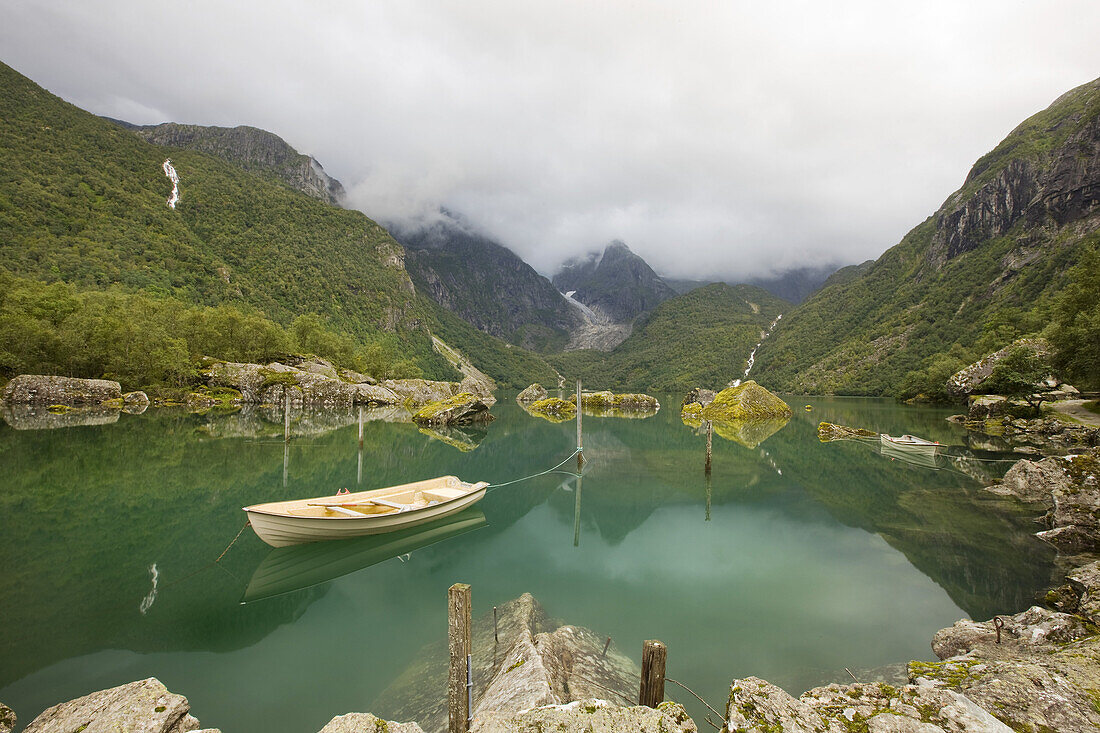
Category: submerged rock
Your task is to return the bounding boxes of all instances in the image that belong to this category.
[412,393,494,426]
[24,677,217,733]
[516,383,549,403]
[1,374,122,406]
[698,381,791,421]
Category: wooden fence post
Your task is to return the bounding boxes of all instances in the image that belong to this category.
[358,406,364,447]
[284,390,291,442]
[639,639,667,707]
[448,583,472,733]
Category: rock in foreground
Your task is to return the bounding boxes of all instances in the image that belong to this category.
[474,700,695,733]
[24,677,216,733]
[1,374,122,406]
[412,393,495,426]
[318,713,424,733]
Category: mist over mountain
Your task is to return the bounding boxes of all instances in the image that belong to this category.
[391,213,582,353]
[664,264,840,305]
[551,241,677,324]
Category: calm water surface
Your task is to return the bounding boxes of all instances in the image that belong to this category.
[0,396,1054,731]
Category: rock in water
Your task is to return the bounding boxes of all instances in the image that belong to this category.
[699,381,791,421]
[24,677,215,733]
[569,391,660,415]
[817,421,878,442]
[516,383,549,403]
[1,374,122,406]
[412,393,495,426]
[524,397,578,422]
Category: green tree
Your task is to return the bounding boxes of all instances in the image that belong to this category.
[982,345,1053,416]
[1050,246,1100,390]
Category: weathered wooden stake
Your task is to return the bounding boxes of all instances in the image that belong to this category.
[602,636,612,656]
[282,443,289,488]
[639,639,667,707]
[448,583,472,733]
[704,420,712,475]
[358,406,364,448]
[357,447,363,485]
[576,379,584,470]
[493,605,498,645]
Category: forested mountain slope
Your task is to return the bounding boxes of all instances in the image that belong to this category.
[752,76,1100,395]
[549,283,788,392]
[0,60,555,388]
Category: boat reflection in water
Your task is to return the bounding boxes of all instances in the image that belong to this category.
[880,434,942,470]
[242,508,487,603]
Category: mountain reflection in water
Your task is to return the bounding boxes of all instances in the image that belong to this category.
[0,396,1053,733]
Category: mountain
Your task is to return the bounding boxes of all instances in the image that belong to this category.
[549,283,789,392]
[0,60,557,388]
[752,76,1100,395]
[664,264,838,304]
[551,240,677,323]
[393,214,582,353]
[126,122,347,205]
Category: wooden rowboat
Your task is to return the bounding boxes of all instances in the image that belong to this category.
[243,475,489,547]
[880,434,941,469]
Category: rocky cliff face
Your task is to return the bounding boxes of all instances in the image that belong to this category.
[552,241,676,324]
[752,75,1100,395]
[131,123,346,205]
[396,216,582,352]
[929,80,1100,266]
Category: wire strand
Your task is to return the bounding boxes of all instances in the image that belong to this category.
[486,449,583,490]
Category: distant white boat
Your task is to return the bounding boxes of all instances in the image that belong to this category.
[880,434,941,469]
[244,475,488,547]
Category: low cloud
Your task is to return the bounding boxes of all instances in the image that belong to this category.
[3,0,1099,279]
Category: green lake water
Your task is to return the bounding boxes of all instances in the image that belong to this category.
[0,396,1055,731]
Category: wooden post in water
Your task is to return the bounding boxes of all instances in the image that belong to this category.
[576,379,583,470]
[448,583,472,733]
[704,470,712,522]
[639,639,667,707]
[704,420,713,475]
[358,406,364,448]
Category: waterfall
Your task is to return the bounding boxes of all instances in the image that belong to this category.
[162,159,181,209]
[730,313,782,387]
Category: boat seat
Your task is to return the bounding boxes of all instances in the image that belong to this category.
[423,488,465,501]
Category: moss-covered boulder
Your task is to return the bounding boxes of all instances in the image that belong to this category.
[568,391,660,417]
[699,381,790,421]
[412,392,495,426]
[516,383,549,403]
[525,397,577,423]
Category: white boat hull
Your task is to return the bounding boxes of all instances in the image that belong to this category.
[244,476,488,547]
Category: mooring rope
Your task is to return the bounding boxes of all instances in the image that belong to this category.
[486,448,584,490]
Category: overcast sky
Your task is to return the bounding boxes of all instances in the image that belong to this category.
[3,1,1099,279]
